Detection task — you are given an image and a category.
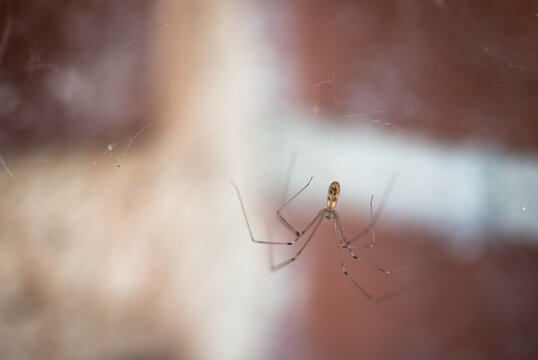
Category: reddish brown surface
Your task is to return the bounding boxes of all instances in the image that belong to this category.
[0,1,155,149]
[269,216,538,360]
[263,4,538,354]
[269,0,538,150]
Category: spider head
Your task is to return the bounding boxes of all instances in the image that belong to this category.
[326,181,340,211]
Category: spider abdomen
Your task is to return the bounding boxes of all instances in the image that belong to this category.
[327,181,340,210]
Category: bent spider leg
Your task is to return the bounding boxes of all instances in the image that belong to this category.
[333,216,421,303]
[345,247,412,275]
[336,211,411,275]
[373,249,453,304]
[333,231,373,301]
[345,173,398,246]
[276,176,313,238]
[268,150,299,268]
[346,241,451,275]
[345,240,451,280]
[231,177,314,245]
[335,210,375,250]
[334,211,410,274]
[231,179,307,245]
[271,209,326,272]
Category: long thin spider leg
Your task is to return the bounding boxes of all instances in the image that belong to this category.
[334,209,414,274]
[337,215,451,302]
[276,176,313,237]
[269,151,299,269]
[373,250,453,304]
[231,180,323,245]
[332,221,373,301]
[345,240,451,275]
[345,248,411,275]
[332,216,421,303]
[231,180,292,244]
[352,246,452,273]
[335,208,409,275]
[345,173,398,246]
[334,211,375,250]
[338,254,426,303]
[271,210,326,272]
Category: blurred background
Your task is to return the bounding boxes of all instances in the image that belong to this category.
[0,0,537,359]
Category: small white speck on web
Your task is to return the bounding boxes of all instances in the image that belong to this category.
[522,206,527,212]
[78,123,151,171]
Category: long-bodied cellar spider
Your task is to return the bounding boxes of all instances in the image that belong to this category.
[231,175,412,302]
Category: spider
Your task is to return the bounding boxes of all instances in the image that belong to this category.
[231,176,411,302]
